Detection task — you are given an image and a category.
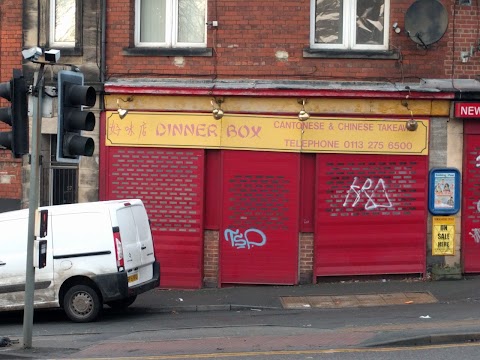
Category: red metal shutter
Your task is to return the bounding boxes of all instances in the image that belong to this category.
[315,154,427,277]
[104,147,205,289]
[463,135,480,272]
[220,150,300,285]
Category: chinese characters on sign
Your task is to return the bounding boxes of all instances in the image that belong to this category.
[106,112,429,155]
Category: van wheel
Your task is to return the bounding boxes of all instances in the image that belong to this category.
[106,295,137,310]
[63,285,101,323]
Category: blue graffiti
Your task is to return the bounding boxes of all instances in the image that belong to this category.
[224,228,267,250]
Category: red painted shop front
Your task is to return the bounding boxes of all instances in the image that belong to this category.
[315,154,428,277]
[100,101,434,286]
[463,121,480,272]
[101,146,205,289]
[219,150,300,285]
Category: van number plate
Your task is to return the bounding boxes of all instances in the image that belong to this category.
[128,273,139,283]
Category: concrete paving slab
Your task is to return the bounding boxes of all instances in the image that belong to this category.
[331,295,361,307]
[356,294,387,306]
[404,292,437,304]
[309,296,337,308]
[280,296,312,309]
[380,292,408,305]
[281,292,438,309]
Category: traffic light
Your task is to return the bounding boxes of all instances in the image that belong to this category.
[57,70,96,163]
[0,69,29,158]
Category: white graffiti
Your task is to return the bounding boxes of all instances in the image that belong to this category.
[470,228,480,244]
[469,155,480,243]
[224,228,267,250]
[473,197,480,243]
[343,177,393,211]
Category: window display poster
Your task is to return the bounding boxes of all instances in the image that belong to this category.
[429,168,461,215]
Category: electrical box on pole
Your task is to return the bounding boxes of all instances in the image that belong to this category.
[0,69,29,158]
[56,70,96,163]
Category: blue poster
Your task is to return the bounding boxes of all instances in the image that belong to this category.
[429,168,461,215]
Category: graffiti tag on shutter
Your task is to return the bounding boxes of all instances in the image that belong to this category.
[343,177,393,211]
[224,228,267,249]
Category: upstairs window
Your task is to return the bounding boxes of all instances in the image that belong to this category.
[311,0,389,50]
[135,0,207,48]
[50,0,78,48]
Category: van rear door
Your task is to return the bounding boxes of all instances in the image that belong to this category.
[130,204,155,265]
[115,203,154,286]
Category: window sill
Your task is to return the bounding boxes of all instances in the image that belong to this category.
[47,47,83,57]
[303,48,400,60]
[123,47,213,57]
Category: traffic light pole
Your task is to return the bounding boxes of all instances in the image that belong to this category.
[23,65,45,348]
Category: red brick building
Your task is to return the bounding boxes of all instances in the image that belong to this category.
[104,0,479,81]
[7,0,480,288]
[100,0,480,288]
[0,0,25,212]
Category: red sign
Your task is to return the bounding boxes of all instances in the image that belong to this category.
[455,102,480,118]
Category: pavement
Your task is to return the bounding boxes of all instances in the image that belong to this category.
[3,275,480,358]
[135,275,480,312]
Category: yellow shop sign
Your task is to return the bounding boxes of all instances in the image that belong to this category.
[105,112,429,155]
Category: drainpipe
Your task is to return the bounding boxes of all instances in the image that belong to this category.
[100,0,106,111]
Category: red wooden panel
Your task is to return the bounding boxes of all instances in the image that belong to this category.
[464,119,480,134]
[204,150,221,230]
[104,147,204,289]
[462,135,480,272]
[315,154,427,277]
[300,154,315,232]
[220,151,300,285]
[99,112,107,201]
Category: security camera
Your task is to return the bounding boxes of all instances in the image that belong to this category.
[45,49,61,63]
[22,47,42,61]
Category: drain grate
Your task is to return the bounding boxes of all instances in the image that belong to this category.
[280,292,437,309]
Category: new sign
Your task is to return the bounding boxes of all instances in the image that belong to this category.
[455,102,480,118]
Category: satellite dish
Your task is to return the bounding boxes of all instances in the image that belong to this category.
[404,0,448,47]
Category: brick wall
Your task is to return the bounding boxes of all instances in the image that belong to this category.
[106,0,478,82]
[446,2,480,79]
[299,232,314,284]
[0,0,25,209]
[0,1,23,83]
[203,230,219,287]
[0,158,22,199]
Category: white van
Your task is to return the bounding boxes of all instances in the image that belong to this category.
[0,199,160,322]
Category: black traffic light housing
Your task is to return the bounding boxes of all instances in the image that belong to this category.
[57,70,96,163]
[0,69,29,158]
